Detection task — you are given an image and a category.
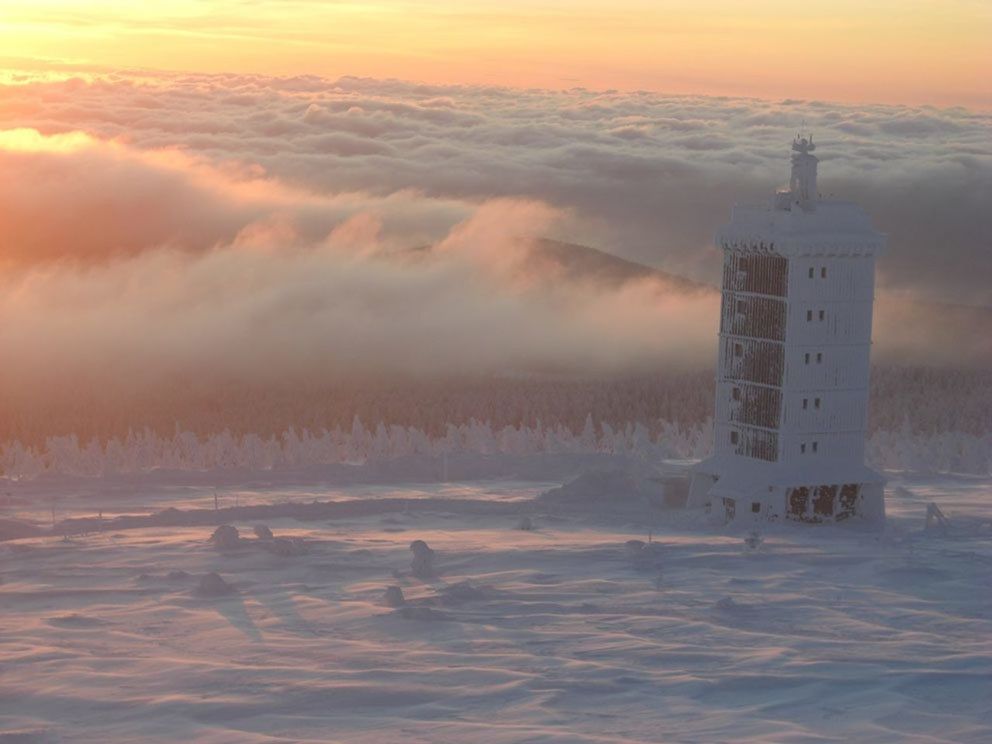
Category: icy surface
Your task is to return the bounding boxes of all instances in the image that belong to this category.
[1,472,990,742]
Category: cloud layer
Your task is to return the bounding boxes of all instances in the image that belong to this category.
[3,71,989,302]
[0,70,988,421]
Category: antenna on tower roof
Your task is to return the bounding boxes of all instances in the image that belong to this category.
[789,128,818,210]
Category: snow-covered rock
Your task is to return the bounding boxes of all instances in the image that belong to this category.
[383,586,405,607]
[539,469,663,508]
[409,539,435,579]
[209,524,241,549]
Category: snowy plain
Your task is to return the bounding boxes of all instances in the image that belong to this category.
[1,458,990,743]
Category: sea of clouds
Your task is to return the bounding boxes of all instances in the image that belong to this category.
[0,70,988,402]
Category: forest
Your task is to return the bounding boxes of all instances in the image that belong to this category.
[1,366,988,479]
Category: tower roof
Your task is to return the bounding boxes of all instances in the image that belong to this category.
[716,138,887,257]
[792,133,815,155]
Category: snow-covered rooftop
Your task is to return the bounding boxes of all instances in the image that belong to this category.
[717,136,887,255]
[718,199,887,256]
[727,199,875,235]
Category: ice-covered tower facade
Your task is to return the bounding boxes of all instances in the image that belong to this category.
[687,136,887,525]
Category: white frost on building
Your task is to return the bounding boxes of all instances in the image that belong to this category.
[688,135,887,525]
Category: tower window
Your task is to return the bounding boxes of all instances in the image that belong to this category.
[806,310,813,322]
[819,310,825,321]
[752,502,761,513]
[734,343,743,357]
[816,352,823,363]
[808,267,814,279]
[815,397,821,409]
[821,267,827,278]
[802,398,808,410]
[730,431,739,445]
[812,441,819,453]
[800,443,806,454]
[732,387,741,401]
[736,299,746,314]
[804,352,810,365]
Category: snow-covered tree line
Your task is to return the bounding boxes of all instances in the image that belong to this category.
[1,415,988,480]
[4,366,988,448]
[867,425,991,477]
[0,416,708,479]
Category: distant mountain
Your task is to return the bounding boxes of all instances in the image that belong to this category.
[402,237,710,292]
[526,239,709,292]
[405,236,988,366]
[523,240,990,367]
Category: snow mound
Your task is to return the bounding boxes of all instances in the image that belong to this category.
[138,569,191,583]
[195,572,236,597]
[623,539,664,570]
[398,606,448,621]
[209,524,241,550]
[714,596,739,611]
[154,507,187,526]
[47,614,108,629]
[624,539,646,555]
[0,518,44,541]
[538,469,664,508]
[0,727,58,743]
[438,580,489,603]
[263,536,308,557]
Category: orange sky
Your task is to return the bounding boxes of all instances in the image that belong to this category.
[1,1,989,107]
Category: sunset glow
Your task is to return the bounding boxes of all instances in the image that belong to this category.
[2,3,992,742]
[2,0,990,107]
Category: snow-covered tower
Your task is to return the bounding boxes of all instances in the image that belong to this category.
[688,135,887,525]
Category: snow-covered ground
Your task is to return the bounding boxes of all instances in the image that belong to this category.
[1,466,990,743]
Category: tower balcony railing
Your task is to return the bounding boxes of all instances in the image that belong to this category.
[720,384,782,429]
[722,425,779,462]
[721,338,785,387]
[721,294,787,341]
[723,253,788,297]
